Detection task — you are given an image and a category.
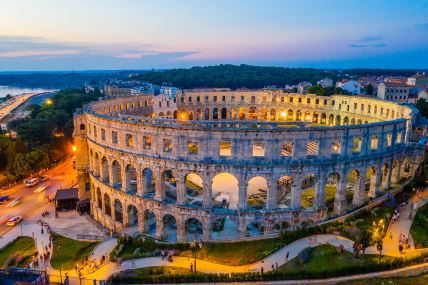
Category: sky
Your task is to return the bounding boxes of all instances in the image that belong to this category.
[0,0,427,70]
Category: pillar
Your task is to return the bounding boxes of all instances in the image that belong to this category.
[238,179,247,209]
[238,214,246,236]
[136,167,143,196]
[123,204,128,227]
[108,162,114,187]
[290,174,302,209]
[121,163,127,192]
[391,162,401,184]
[315,171,327,208]
[155,216,164,240]
[177,218,185,242]
[333,171,347,215]
[137,205,145,233]
[202,220,211,241]
[202,175,212,208]
[266,179,277,210]
[352,168,366,207]
[382,163,392,190]
[154,168,164,201]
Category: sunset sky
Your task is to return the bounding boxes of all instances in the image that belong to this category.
[0,0,427,70]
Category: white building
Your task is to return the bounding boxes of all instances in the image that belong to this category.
[160,86,178,99]
[335,80,361,95]
[317,77,334,88]
[297,82,312,94]
[407,73,428,87]
[377,82,410,103]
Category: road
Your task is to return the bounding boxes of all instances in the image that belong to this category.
[0,157,75,237]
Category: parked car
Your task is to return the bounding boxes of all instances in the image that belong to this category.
[0,195,10,204]
[39,175,49,182]
[6,216,22,226]
[24,178,39,187]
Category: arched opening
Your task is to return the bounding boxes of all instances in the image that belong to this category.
[239,107,246,120]
[246,221,264,237]
[111,160,122,188]
[162,214,177,242]
[335,115,341,126]
[296,110,302,121]
[173,111,178,119]
[350,118,356,125]
[366,167,377,198]
[213,108,219,120]
[185,172,204,207]
[221,107,227,119]
[204,108,210,120]
[249,107,258,120]
[301,174,317,209]
[347,169,363,205]
[125,164,137,193]
[162,170,177,203]
[101,157,109,182]
[392,160,401,184]
[188,112,194,120]
[127,204,138,227]
[321,113,327,124]
[231,108,237,120]
[328,114,334,125]
[260,108,267,120]
[269,108,276,121]
[104,193,111,216]
[287,109,294,121]
[93,153,100,176]
[381,163,391,190]
[246,176,268,210]
[144,210,156,237]
[325,172,340,213]
[304,111,311,122]
[79,124,86,130]
[312,113,319,124]
[212,173,239,210]
[211,217,239,240]
[277,176,292,208]
[185,218,203,241]
[343,117,349,125]
[114,199,123,223]
[357,119,362,124]
[97,188,102,208]
[142,168,155,197]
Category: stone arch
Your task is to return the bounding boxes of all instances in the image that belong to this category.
[328,114,334,125]
[296,110,302,121]
[277,175,292,208]
[104,193,111,216]
[162,214,177,242]
[312,113,319,124]
[204,108,210,120]
[246,221,264,237]
[391,159,401,184]
[212,172,239,210]
[304,111,311,121]
[347,169,364,205]
[173,110,178,119]
[213,108,219,120]
[249,107,258,120]
[260,108,268,120]
[350,118,356,125]
[239,107,246,120]
[381,162,391,190]
[343,116,349,125]
[142,168,155,196]
[211,216,239,240]
[366,166,378,198]
[357,119,362,124]
[269,108,276,121]
[127,204,138,226]
[335,115,341,126]
[114,199,123,223]
[143,209,156,236]
[111,160,122,187]
[125,164,137,193]
[221,107,227,120]
[162,169,177,203]
[301,173,317,209]
[287,109,294,121]
[325,172,340,213]
[185,218,203,241]
[231,107,237,120]
[185,172,204,207]
[101,157,109,182]
[79,123,86,130]
[96,187,102,208]
[246,176,268,209]
[321,113,327,124]
[188,112,194,120]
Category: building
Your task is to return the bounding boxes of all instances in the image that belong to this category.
[407,73,428,87]
[160,86,178,99]
[297,82,312,94]
[377,82,410,102]
[336,80,361,95]
[317,77,333,88]
[73,90,424,242]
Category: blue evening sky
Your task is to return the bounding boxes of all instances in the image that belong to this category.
[0,0,427,70]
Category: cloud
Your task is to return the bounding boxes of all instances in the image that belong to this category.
[0,50,80,58]
[357,36,383,42]
[348,43,387,48]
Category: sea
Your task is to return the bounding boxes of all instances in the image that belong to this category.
[0,86,53,98]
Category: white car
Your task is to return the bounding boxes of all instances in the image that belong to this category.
[6,216,22,226]
[24,178,39,187]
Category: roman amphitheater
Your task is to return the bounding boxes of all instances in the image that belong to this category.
[73,90,425,242]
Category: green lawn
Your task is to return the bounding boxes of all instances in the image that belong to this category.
[50,233,99,270]
[338,274,428,285]
[410,203,428,249]
[0,236,36,269]
[277,244,396,278]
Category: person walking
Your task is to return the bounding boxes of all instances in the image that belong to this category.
[285,251,289,261]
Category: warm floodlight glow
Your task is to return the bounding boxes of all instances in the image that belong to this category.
[180,114,186,120]
[46,99,53,105]
[72,145,77,152]
[280,111,286,117]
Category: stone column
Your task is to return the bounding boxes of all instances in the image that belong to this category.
[290,174,302,209]
[123,204,128,227]
[238,214,246,236]
[155,216,164,240]
[382,162,392,190]
[238,179,248,209]
[391,161,401,184]
[333,170,347,215]
[136,166,143,196]
[266,178,277,210]
[154,167,164,201]
[352,168,366,207]
[121,163,127,192]
[315,171,327,209]
[177,218,186,242]
[108,161,114,187]
[176,172,186,205]
[202,219,211,241]
[202,175,212,208]
[137,205,145,233]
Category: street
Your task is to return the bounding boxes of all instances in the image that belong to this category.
[0,157,75,237]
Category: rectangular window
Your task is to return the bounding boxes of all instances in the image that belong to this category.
[370,136,378,150]
[306,98,310,104]
[143,136,152,149]
[219,141,232,157]
[290,97,293,103]
[197,96,200,102]
[281,142,293,156]
[93,126,97,138]
[307,141,318,155]
[396,132,402,144]
[353,137,362,153]
[163,139,173,153]
[386,133,392,147]
[222,96,226,102]
[101,129,106,141]
[112,131,118,144]
[315,99,319,105]
[298,98,302,103]
[213,96,217,102]
[187,141,198,155]
[126,134,134,147]
[252,143,265,157]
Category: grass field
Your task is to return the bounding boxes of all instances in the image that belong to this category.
[50,233,99,270]
[410,203,428,249]
[0,236,36,269]
[338,274,428,285]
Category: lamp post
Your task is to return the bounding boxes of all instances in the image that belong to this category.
[191,235,202,272]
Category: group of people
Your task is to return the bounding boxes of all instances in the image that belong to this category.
[391,207,401,224]
[161,249,175,262]
[25,223,54,270]
[398,233,410,254]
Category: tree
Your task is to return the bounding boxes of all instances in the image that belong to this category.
[416,98,428,118]
[365,83,374,95]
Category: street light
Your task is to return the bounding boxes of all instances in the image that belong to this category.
[72,145,77,153]
[45,99,53,105]
[191,237,202,272]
